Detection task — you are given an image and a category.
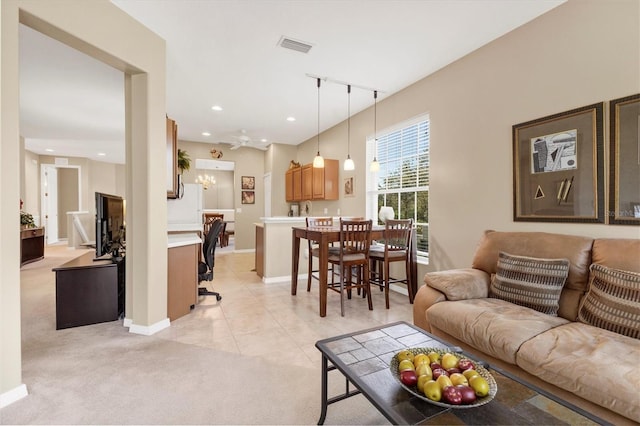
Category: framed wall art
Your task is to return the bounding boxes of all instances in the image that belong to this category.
[343,177,355,198]
[512,102,604,223]
[609,93,640,225]
[241,190,255,204]
[241,176,255,190]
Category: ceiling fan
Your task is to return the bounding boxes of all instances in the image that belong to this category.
[219,130,268,151]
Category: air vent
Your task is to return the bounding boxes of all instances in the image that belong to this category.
[278,36,313,54]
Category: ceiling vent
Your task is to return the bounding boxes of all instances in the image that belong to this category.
[278,36,313,54]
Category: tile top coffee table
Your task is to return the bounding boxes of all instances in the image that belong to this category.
[315,321,606,425]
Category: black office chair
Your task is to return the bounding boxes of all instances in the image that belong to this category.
[198,218,223,301]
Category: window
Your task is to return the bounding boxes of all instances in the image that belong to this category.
[367,115,429,258]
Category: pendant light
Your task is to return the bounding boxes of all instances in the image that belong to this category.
[370,90,380,172]
[343,85,355,171]
[313,78,325,168]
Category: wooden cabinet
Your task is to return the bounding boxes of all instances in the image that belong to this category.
[167,241,199,321]
[21,226,45,266]
[286,167,303,202]
[302,164,313,200]
[255,225,264,278]
[166,116,179,199]
[285,160,339,202]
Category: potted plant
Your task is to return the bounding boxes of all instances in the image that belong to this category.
[177,149,191,174]
[20,199,36,229]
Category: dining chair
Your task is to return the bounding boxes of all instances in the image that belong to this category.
[203,213,225,246]
[369,219,413,309]
[306,217,337,291]
[327,219,373,316]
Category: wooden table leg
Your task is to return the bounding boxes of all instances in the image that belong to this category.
[291,230,301,296]
[319,234,329,317]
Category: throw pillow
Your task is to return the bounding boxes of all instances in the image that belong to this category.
[578,264,640,339]
[489,251,570,315]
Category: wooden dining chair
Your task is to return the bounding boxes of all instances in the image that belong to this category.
[327,219,373,316]
[306,217,337,291]
[203,213,224,246]
[369,219,413,309]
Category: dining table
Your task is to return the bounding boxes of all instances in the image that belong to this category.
[291,224,418,317]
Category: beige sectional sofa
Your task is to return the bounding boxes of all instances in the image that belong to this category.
[413,230,640,425]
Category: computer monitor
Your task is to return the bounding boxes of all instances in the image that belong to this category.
[95,192,125,259]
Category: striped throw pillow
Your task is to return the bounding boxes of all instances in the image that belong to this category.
[578,264,640,339]
[490,252,570,315]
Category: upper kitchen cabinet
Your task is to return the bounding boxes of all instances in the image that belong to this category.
[166,116,179,199]
[286,166,302,202]
[286,159,338,202]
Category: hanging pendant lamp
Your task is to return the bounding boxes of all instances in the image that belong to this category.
[370,90,380,172]
[313,78,325,168]
[343,85,355,171]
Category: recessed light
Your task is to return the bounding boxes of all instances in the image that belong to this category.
[260,138,268,143]
[45,148,54,152]
[286,116,296,122]
[202,132,211,136]
[211,105,223,111]
[97,152,106,156]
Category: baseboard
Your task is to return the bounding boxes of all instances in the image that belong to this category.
[122,317,133,327]
[0,383,28,409]
[389,283,408,296]
[127,318,170,336]
[233,248,255,254]
[263,273,307,284]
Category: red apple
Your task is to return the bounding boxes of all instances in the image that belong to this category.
[441,385,462,405]
[446,367,461,375]
[457,359,475,371]
[400,369,418,387]
[456,385,477,404]
[432,368,448,379]
[430,362,442,371]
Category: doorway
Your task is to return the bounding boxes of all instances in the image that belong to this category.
[40,164,81,245]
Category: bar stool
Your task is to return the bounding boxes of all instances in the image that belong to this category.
[369,219,412,309]
[306,217,337,291]
[327,219,373,316]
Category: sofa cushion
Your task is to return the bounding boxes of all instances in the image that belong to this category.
[489,252,569,316]
[577,264,640,339]
[425,268,490,300]
[517,322,640,423]
[591,238,640,273]
[427,298,568,364]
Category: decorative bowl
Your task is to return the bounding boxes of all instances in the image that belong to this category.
[390,347,497,409]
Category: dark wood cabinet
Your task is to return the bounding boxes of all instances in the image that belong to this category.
[21,226,45,267]
[53,252,124,329]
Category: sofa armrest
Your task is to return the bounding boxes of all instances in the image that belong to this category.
[425,268,490,301]
[413,284,447,332]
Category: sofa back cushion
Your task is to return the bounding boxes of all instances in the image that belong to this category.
[472,230,593,291]
[472,230,594,321]
[490,252,570,316]
[591,238,640,273]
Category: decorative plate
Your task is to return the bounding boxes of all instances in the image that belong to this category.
[390,347,497,409]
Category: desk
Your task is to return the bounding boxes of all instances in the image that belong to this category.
[167,233,201,321]
[291,225,417,317]
[53,252,124,329]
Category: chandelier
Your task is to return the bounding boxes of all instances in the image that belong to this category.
[196,174,216,190]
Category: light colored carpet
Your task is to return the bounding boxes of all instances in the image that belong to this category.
[1,244,414,425]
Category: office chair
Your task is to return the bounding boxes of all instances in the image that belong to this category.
[198,218,223,301]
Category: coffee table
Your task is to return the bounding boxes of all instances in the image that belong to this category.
[315,321,606,425]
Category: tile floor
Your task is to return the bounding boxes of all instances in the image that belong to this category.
[155,250,415,369]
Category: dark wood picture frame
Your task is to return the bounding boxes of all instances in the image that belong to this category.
[512,102,604,223]
[241,190,255,204]
[609,93,640,225]
[241,176,255,190]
